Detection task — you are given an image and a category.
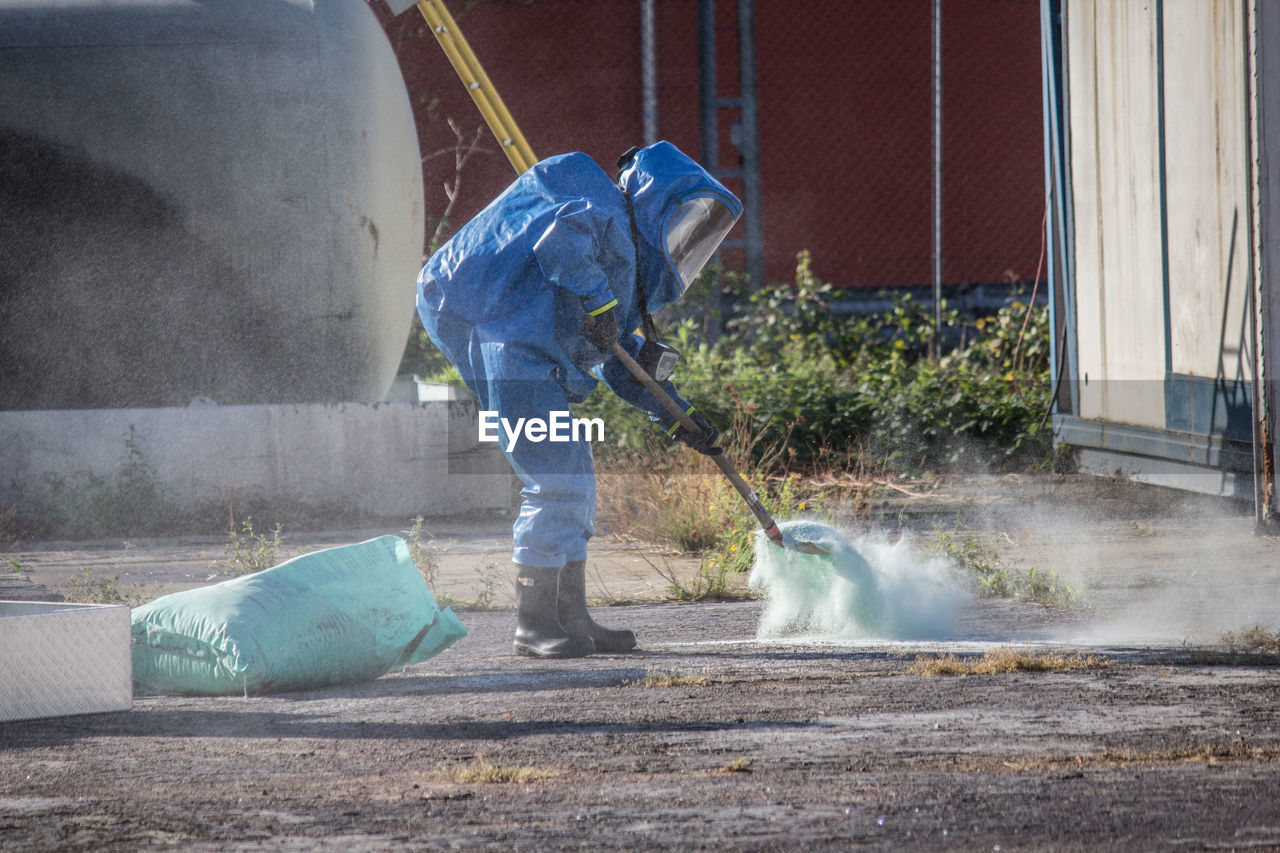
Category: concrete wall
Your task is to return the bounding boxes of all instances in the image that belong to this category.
[0,402,515,525]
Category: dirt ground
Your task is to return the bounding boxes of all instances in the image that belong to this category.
[4,474,1280,851]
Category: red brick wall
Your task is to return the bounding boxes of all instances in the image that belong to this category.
[375,0,1043,290]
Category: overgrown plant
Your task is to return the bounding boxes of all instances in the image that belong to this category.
[405,515,444,591]
[575,251,1053,476]
[403,517,508,610]
[653,550,749,603]
[596,402,833,600]
[64,567,131,605]
[1221,625,1280,654]
[214,518,283,577]
[35,426,178,539]
[464,559,507,610]
[933,526,1083,608]
[63,564,163,608]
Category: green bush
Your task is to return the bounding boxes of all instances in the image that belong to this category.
[580,252,1051,475]
[427,250,1053,477]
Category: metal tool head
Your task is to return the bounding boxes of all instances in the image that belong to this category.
[791,540,830,556]
[767,530,829,556]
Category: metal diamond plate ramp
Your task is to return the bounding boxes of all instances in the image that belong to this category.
[0,601,132,721]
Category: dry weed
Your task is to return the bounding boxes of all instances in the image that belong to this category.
[453,756,549,785]
[908,649,1111,676]
[1221,625,1280,654]
[629,669,718,688]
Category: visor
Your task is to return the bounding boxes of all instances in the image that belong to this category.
[663,195,738,289]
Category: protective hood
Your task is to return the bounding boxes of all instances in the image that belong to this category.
[618,141,743,309]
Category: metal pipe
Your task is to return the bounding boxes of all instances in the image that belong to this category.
[1041,0,1080,420]
[698,0,717,173]
[1247,0,1279,527]
[738,0,765,290]
[932,0,943,358]
[641,0,658,145]
[1040,0,1059,419]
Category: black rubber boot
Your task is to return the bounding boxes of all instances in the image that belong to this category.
[557,560,637,653]
[513,563,596,658]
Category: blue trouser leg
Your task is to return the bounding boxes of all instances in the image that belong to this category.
[482,375,595,569]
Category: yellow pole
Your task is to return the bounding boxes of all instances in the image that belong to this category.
[416,0,538,174]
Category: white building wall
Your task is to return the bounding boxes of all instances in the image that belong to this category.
[1066,0,1253,429]
[1067,0,1167,427]
[1163,0,1252,384]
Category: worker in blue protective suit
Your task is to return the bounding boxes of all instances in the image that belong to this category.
[417,141,742,658]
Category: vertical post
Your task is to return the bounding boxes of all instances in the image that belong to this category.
[738,0,765,291]
[932,0,944,358]
[641,0,659,146]
[1041,0,1079,420]
[1040,0,1059,416]
[1156,0,1173,377]
[697,0,727,335]
[1250,0,1280,529]
[698,0,718,174]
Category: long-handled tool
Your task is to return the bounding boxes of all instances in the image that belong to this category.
[609,342,829,556]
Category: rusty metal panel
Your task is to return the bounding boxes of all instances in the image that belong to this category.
[1251,0,1280,526]
[0,602,132,722]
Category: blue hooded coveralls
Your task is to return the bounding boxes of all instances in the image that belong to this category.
[417,141,743,569]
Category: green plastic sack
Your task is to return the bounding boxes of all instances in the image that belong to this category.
[131,535,465,695]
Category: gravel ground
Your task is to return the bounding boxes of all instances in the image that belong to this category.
[3,474,1280,850]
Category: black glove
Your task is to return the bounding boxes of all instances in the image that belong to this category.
[671,410,722,457]
[581,305,620,355]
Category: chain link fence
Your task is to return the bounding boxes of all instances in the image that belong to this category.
[374,0,1044,302]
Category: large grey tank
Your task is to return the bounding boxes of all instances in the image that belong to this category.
[0,0,424,408]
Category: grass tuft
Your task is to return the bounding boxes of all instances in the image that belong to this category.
[629,669,718,688]
[1221,625,1280,654]
[453,757,548,785]
[994,743,1280,772]
[908,648,1111,676]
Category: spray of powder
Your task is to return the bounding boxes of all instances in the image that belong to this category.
[749,519,969,641]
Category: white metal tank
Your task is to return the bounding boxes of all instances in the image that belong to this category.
[0,0,424,407]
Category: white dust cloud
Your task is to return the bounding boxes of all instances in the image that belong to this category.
[749,519,970,641]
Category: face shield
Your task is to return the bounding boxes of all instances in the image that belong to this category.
[663,195,738,291]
